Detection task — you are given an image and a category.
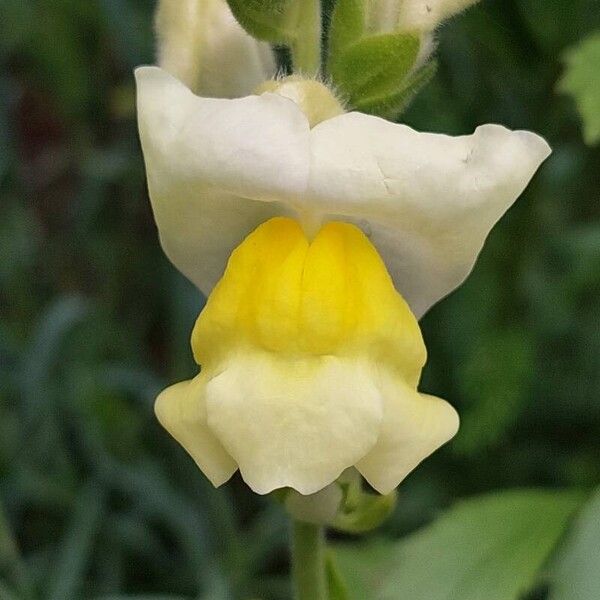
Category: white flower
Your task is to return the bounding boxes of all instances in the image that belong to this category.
[155,0,275,97]
[136,66,550,495]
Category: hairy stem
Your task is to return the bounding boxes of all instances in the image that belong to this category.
[290,0,322,74]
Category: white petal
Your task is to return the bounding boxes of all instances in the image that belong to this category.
[204,352,383,495]
[356,369,459,494]
[308,114,551,317]
[155,374,238,486]
[156,0,275,98]
[135,66,310,294]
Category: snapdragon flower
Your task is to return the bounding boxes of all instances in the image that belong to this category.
[136,67,550,495]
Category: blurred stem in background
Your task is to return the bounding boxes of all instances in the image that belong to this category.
[292,521,328,600]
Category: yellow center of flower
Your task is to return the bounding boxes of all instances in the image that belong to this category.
[254,76,345,127]
[191,217,426,388]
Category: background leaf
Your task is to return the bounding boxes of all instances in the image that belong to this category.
[336,490,585,600]
[453,328,534,456]
[46,483,106,600]
[550,488,600,600]
[559,31,600,145]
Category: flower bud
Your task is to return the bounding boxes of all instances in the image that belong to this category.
[155,0,276,98]
[397,0,481,31]
[327,0,438,118]
[366,0,401,33]
[255,76,345,128]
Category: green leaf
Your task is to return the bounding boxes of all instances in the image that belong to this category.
[331,541,392,599]
[335,490,584,600]
[559,31,600,145]
[517,0,600,53]
[330,33,420,107]
[327,0,365,63]
[226,0,295,43]
[550,488,600,600]
[21,295,89,420]
[47,483,106,600]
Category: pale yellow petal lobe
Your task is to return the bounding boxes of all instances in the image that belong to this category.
[154,374,238,487]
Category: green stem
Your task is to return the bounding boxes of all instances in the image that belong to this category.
[290,0,322,75]
[292,520,328,600]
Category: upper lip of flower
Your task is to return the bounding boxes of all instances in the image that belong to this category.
[135,65,551,319]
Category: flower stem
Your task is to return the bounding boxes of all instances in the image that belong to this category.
[292,520,328,600]
[290,0,322,75]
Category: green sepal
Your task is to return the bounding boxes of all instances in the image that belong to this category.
[327,0,365,65]
[226,0,295,43]
[333,489,397,534]
[330,33,421,107]
[227,0,322,73]
[336,468,362,511]
[355,59,438,119]
[326,552,351,600]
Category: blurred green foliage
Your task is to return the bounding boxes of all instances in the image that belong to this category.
[559,32,600,145]
[335,489,585,600]
[550,488,600,600]
[0,0,599,599]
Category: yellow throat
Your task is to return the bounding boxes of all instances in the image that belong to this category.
[192,217,426,387]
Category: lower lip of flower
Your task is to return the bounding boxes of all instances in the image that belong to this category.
[154,216,458,495]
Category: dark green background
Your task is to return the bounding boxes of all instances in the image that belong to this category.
[1,0,599,598]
